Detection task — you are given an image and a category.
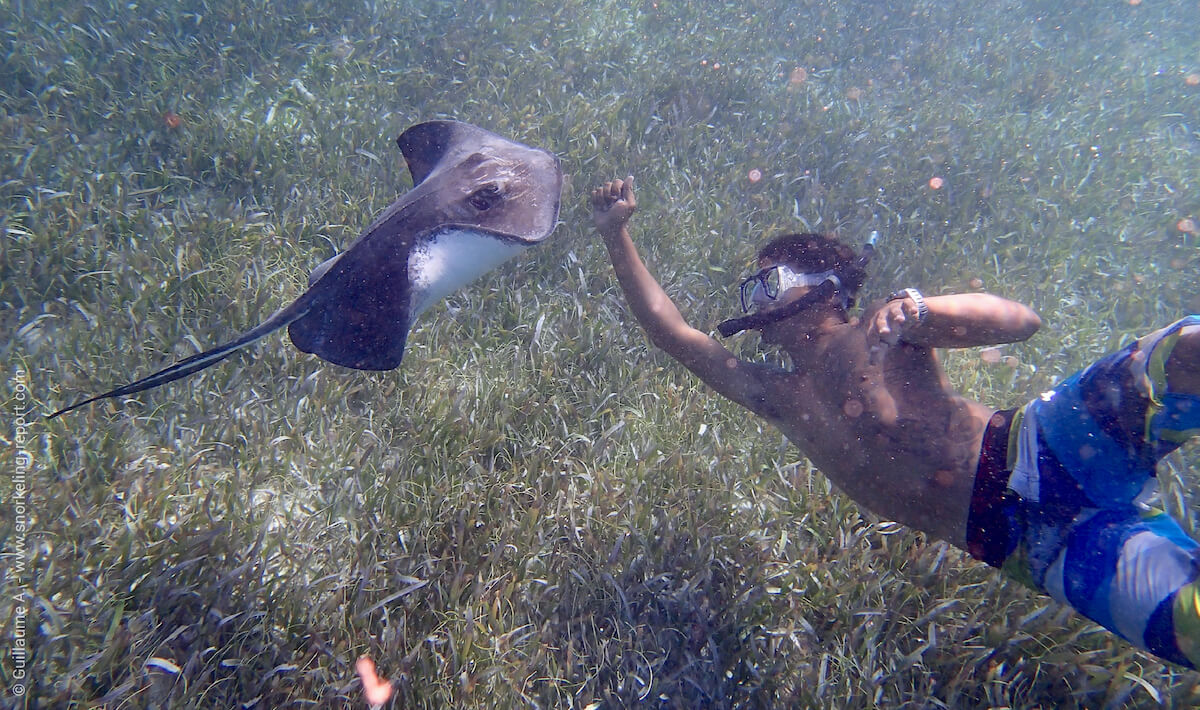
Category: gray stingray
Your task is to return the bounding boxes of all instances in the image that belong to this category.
[48,120,562,418]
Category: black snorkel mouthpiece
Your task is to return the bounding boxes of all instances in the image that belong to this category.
[716,233,877,338]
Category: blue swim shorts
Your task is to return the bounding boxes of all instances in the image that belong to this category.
[967,315,1200,667]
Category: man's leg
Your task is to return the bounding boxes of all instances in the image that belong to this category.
[1035,506,1200,668]
[1005,316,1200,667]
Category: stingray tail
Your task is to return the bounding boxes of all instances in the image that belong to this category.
[46,300,313,419]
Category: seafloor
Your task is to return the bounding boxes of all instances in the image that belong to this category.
[2,0,1198,707]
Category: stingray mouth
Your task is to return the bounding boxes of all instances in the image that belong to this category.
[437,223,544,246]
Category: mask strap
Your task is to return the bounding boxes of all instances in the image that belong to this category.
[781,267,838,291]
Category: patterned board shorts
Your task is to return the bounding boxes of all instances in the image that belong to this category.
[967,315,1200,668]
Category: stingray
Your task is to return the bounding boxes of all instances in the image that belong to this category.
[48,120,562,418]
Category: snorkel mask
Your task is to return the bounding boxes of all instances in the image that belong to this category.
[737,265,839,313]
[716,233,877,338]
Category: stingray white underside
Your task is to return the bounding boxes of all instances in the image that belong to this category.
[407,228,528,319]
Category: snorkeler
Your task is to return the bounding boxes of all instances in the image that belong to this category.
[591,176,1200,668]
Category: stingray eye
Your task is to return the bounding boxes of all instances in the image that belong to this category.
[468,183,502,211]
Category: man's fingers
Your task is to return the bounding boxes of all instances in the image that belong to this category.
[868,306,906,349]
[592,182,618,208]
[592,178,635,211]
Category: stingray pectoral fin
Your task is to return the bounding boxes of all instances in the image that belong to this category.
[46,300,312,419]
[287,226,413,371]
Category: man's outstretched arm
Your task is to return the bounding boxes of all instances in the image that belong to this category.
[592,177,774,414]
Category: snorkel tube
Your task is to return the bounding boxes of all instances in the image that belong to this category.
[716,232,877,338]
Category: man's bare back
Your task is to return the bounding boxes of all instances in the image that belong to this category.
[591,176,1040,549]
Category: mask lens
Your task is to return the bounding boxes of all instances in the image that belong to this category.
[738,266,783,313]
[763,267,781,299]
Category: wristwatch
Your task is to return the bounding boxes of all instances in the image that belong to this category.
[887,287,928,322]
